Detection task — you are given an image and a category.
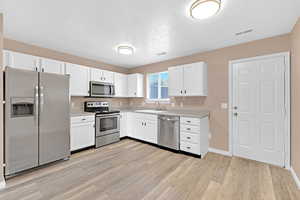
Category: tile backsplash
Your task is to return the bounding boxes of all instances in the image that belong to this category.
[71,96,209,113]
[71,97,130,113]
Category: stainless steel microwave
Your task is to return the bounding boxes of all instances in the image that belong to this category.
[89,81,115,97]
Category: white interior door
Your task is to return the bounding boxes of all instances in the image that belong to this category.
[232,55,287,167]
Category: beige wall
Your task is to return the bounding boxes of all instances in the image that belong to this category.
[0,13,4,184]
[291,18,300,179]
[4,38,129,74]
[129,34,291,151]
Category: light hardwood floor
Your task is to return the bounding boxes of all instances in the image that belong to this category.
[0,139,299,200]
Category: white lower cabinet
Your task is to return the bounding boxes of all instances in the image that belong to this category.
[180,117,209,156]
[129,113,158,144]
[70,115,95,151]
[120,112,127,138]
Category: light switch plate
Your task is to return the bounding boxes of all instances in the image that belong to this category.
[221,103,228,109]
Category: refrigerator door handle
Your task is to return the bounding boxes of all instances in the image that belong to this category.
[35,85,39,123]
[40,86,44,113]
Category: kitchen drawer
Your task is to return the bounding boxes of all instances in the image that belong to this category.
[71,115,94,124]
[96,133,120,148]
[180,117,200,126]
[180,132,199,144]
[180,141,200,155]
[180,124,200,134]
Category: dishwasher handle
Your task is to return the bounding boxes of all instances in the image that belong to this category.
[159,116,179,122]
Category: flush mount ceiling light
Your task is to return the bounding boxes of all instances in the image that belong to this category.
[190,0,221,19]
[117,45,135,55]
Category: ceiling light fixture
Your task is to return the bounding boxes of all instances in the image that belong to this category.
[117,45,135,55]
[190,0,221,19]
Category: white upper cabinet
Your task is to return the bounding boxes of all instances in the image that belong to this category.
[183,63,207,96]
[168,62,207,96]
[168,66,184,96]
[4,51,40,71]
[90,68,114,84]
[102,70,114,83]
[127,73,144,97]
[40,58,64,74]
[114,72,128,97]
[65,63,90,96]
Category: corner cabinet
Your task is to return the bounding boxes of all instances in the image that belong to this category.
[168,62,207,96]
[65,63,90,96]
[127,73,144,97]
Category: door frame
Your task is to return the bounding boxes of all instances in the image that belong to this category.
[228,52,291,168]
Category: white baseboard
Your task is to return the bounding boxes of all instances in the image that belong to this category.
[290,167,300,189]
[209,148,232,157]
[0,180,6,190]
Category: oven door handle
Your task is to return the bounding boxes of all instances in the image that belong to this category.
[97,115,120,119]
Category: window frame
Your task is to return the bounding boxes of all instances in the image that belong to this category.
[146,71,170,102]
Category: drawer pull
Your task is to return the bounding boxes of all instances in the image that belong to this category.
[187,128,191,131]
[82,119,86,121]
[187,147,191,149]
[187,137,191,139]
[186,121,191,123]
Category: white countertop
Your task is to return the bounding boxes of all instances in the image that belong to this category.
[70,112,95,117]
[118,108,210,118]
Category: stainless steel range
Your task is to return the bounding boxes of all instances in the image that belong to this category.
[84,101,120,148]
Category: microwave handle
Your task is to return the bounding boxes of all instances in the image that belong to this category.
[111,85,115,95]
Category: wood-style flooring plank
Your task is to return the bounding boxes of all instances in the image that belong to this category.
[0,139,299,200]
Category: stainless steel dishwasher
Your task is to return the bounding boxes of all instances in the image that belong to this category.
[158,115,180,150]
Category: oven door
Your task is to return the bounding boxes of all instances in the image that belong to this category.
[96,114,120,137]
[90,81,114,97]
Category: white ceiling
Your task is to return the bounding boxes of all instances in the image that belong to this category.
[1,0,299,68]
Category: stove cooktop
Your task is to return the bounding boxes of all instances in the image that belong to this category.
[86,110,120,115]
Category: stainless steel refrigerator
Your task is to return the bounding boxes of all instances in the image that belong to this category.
[4,67,70,176]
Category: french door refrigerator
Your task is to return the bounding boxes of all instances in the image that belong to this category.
[4,67,70,176]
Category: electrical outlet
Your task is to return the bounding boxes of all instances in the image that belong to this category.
[208,133,212,140]
[221,103,228,109]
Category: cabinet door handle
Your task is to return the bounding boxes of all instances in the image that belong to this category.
[184,90,187,94]
[180,90,183,94]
